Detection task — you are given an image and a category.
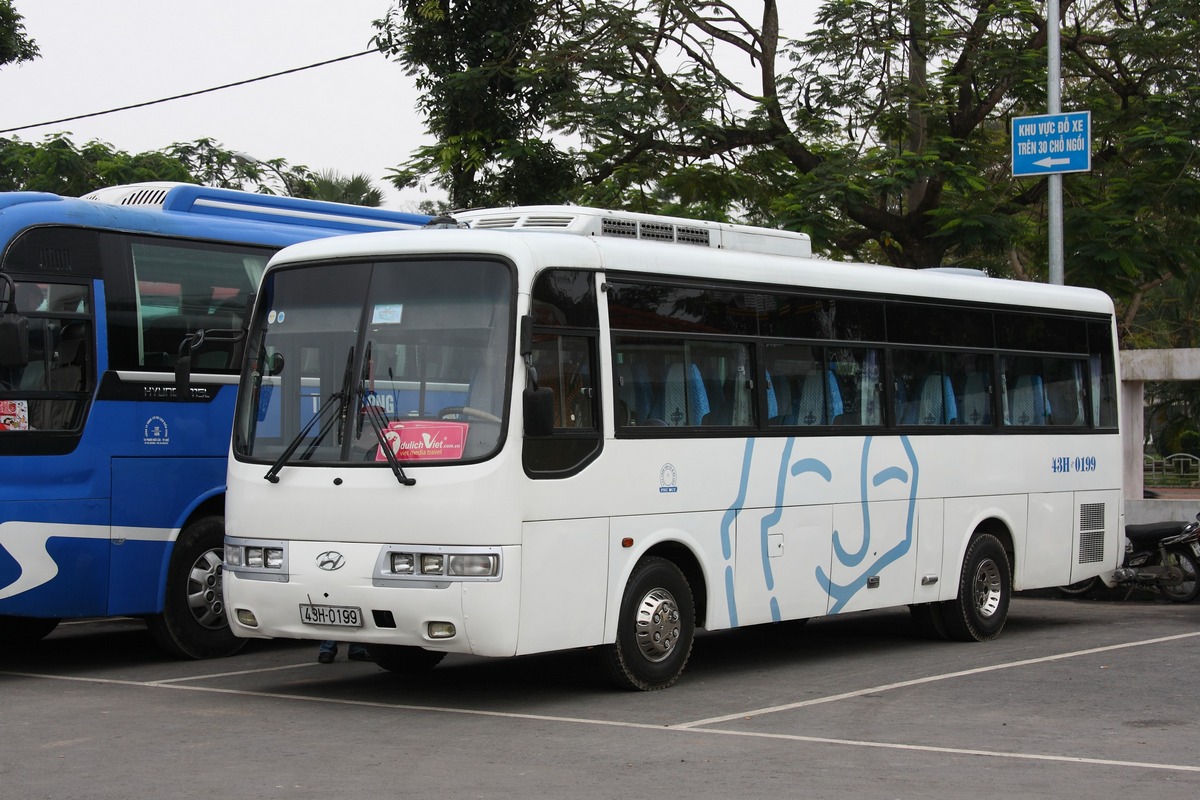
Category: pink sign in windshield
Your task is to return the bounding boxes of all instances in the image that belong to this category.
[376,421,468,462]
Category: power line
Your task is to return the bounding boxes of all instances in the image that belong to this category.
[0,49,380,135]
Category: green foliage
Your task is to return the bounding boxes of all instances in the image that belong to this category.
[0,134,317,198]
[373,0,578,207]
[0,0,38,67]
[307,170,385,207]
[377,0,1200,344]
[0,134,192,196]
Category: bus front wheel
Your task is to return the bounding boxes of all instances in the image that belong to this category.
[941,533,1011,642]
[146,516,246,659]
[601,556,695,691]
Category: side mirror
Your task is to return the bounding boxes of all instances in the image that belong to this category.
[523,386,554,437]
[175,354,192,398]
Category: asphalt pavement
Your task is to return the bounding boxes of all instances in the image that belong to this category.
[2,592,1198,799]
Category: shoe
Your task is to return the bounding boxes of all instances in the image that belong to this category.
[348,650,373,662]
[317,650,336,664]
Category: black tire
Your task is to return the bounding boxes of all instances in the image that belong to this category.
[372,644,446,674]
[145,516,245,659]
[1056,577,1100,598]
[0,615,60,645]
[1158,547,1200,603]
[909,602,949,640]
[600,556,695,691]
[941,533,1011,642]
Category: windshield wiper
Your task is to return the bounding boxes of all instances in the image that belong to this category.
[357,341,416,486]
[263,346,355,483]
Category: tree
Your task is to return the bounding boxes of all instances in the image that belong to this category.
[0,0,38,68]
[307,169,385,206]
[0,134,316,198]
[372,0,577,208]
[377,0,1200,341]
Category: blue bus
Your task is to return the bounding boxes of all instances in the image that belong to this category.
[0,183,429,657]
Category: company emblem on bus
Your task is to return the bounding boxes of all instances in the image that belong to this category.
[659,463,678,493]
[376,421,468,461]
[143,415,170,446]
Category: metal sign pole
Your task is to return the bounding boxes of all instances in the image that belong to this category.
[1047,0,1064,285]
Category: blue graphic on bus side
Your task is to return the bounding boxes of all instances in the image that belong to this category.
[721,435,919,623]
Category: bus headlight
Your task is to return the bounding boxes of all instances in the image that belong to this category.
[375,546,502,584]
[448,554,498,577]
[224,538,289,581]
[390,552,415,574]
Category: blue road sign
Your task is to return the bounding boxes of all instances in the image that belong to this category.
[1012,111,1091,177]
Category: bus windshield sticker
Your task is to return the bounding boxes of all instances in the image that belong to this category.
[371,303,404,325]
[376,420,467,461]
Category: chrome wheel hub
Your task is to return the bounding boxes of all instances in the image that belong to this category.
[972,558,1003,619]
[634,588,681,662]
[188,549,226,630]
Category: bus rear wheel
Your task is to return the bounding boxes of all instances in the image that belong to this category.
[941,533,1011,642]
[601,556,695,691]
[372,645,446,674]
[146,516,245,659]
[0,615,60,645]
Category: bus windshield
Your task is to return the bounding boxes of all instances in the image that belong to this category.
[234,258,514,466]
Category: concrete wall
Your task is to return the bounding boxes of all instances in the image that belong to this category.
[1126,499,1200,525]
[1121,348,1200,524]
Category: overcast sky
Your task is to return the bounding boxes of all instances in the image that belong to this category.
[1,1,817,210]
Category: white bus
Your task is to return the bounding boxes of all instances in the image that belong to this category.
[222,206,1122,690]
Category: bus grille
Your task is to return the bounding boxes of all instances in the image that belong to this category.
[1078,502,1106,563]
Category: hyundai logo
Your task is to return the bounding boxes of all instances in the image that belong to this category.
[316,551,346,571]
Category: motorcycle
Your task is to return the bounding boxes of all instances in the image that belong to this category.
[1058,512,1200,602]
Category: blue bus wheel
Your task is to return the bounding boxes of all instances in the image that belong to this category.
[146,516,246,660]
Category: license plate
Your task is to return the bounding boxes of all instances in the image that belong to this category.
[299,604,363,627]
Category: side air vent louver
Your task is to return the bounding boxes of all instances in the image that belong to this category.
[38,248,72,271]
[601,218,638,239]
[640,221,675,242]
[599,217,711,246]
[472,216,522,229]
[118,188,170,206]
[1078,502,1106,564]
[676,225,711,246]
[522,215,575,228]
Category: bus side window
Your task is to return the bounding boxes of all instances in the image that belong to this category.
[533,334,595,429]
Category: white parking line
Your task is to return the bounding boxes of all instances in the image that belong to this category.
[673,631,1200,729]
[5,630,1200,776]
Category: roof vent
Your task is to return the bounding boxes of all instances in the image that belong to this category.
[456,205,809,257]
[81,182,189,208]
